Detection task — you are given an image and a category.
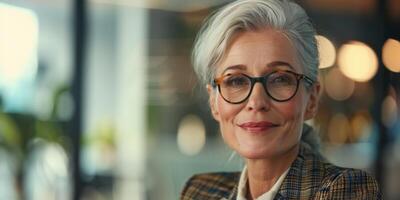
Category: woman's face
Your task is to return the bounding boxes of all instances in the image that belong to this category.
[208,29,320,160]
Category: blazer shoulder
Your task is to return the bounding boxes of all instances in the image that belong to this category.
[316,166,382,199]
[181,172,240,200]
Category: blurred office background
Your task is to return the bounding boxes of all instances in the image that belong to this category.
[0,0,399,199]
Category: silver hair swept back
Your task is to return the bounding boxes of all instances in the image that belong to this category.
[192,0,319,86]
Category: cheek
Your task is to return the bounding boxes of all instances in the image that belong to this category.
[278,93,308,125]
[279,100,303,118]
[216,95,242,122]
[215,95,244,145]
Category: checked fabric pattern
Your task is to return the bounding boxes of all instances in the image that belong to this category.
[181,143,382,200]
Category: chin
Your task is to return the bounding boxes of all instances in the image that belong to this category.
[237,146,276,160]
[236,142,299,160]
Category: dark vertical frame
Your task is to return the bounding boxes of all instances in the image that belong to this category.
[71,0,87,199]
[375,0,390,191]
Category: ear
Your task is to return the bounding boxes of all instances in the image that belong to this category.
[207,84,220,122]
[304,82,321,120]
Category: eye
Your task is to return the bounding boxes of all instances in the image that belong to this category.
[222,74,249,88]
[268,72,296,86]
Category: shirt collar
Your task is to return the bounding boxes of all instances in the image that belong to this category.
[236,165,290,200]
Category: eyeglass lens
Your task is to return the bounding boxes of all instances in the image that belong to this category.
[218,71,300,103]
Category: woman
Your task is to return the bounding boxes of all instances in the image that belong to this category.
[181,0,382,199]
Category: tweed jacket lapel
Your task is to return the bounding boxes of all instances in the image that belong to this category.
[219,185,237,200]
[274,143,325,199]
[221,143,324,200]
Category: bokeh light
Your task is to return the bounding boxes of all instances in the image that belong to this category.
[316,35,336,69]
[177,114,206,156]
[382,38,400,72]
[0,3,38,87]
[350,111,373,142]
[328,113,350,144]
[338,41,378,82]
[324,67,355,101]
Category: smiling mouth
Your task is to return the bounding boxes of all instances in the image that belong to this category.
[238,121,279,133]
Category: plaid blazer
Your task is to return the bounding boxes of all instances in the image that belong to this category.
[181,143,382,200]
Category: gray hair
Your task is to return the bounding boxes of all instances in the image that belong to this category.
[192,0,319,86]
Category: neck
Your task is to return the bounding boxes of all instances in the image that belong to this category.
[245,143,299,199]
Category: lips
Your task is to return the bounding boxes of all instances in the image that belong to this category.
[238,121,278,133]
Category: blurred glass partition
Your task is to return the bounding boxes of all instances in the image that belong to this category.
[83,2,148,200]
[0,0,73,199]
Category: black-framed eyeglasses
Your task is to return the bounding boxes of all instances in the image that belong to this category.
[212,70,314,104]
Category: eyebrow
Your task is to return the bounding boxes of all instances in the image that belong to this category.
[267,61,295,70]
[221,65,246,74]
[221,61,295,75]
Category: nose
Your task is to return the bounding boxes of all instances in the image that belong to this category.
[245,82,271,111]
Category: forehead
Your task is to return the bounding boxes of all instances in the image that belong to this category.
[217,29,301,74]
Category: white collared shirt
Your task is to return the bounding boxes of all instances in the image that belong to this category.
[236,166,290,200]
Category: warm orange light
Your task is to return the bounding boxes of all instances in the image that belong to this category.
[324,67,355,101]
[316,35,336,69]
[350,112,372,142]
[382,38,400,72]
[328,113,350,144]
[338,41,378,82]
